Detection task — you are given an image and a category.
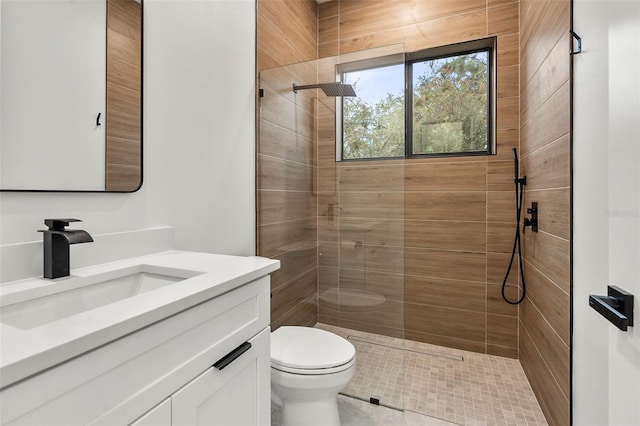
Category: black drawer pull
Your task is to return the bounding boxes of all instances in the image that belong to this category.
[213,342,252,370]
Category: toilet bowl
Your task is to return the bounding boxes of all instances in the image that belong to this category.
[271,326,356,426]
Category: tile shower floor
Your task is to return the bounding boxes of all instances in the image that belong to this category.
[315,323,549,426]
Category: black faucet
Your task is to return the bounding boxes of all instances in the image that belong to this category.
[38,219,93,279]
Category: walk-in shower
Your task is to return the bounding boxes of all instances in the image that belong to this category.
[258,44,546,425]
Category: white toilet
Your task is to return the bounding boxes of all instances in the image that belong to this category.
[271,326,356,426]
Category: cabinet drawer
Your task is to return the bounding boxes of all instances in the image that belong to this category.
[1,277,270,425]
[171,327,270,426]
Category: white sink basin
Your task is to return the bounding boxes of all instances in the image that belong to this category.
[0,265,203,330]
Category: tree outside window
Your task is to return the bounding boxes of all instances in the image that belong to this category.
[340,38,495,160]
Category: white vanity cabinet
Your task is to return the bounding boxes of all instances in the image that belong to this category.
[1,270,273,426]
[130,399,171,426]
[130,327,270,426]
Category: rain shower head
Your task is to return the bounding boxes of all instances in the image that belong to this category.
[292,82,357,97]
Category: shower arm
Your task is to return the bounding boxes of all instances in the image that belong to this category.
[292,84,322,92]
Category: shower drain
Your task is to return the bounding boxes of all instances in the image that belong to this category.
[346,335,464,362]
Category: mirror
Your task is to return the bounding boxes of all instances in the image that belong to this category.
[0,0,142,192]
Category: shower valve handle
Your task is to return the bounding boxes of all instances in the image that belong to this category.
[523,202,538,233]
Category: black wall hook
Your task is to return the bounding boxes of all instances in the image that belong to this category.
[96,112,102,127]
[570,30,582,55]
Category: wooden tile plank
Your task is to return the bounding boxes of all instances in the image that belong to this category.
[488,161,516,191]
[487,221,517,253]
[258,154,313,192]
[487,344,518,358]
[259,0,317,60]
[272,294,318,330]
[258,217,317,257]
[319,0,338,19]
[319,15,339,42]
[339,164,405,191]
[405,248,486,282]
[519,323,570,426]
[269,242,317,290]
[492,129,520,162]
[405,162,487,192]
[524,260,570,345]
[405,192,487,222]
[488,2,519,36]
[520,0,570,86]
[259,120,314,166]
[258,189,315,224]
[487,313,518,348]
[339,0,486,40]
[339,191,405,219]
[521,135,570,190]
[271,267,317,321]
[488,252,519,286]
[521,36,570,121]
[520,299,570,399]
[340,299,405,330]
[498,65,519,99]
[405,276,486,313]
[497,33,520,67]
[405,302,486,343]
[487,191,517,223]
[523,229,570,293]
[404,220,486,252]
[487,282,519,316]
[521,81,570,156]
[524,188,570,240]
[497,96,520,130]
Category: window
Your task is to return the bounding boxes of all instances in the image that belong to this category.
[339,38,496,161]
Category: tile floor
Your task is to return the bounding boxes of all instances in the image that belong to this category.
[316,324,548,426]
[272,394,457,426]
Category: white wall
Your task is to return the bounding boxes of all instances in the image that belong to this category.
[573,1,640,425]
[0,0,256,277]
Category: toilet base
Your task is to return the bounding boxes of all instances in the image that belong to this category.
[271,364,354,426]
[281,396,340,426]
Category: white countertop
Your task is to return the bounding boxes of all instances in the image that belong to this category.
[0,250,279,389]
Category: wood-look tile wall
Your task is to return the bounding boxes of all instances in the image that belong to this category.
[317,0,521,358]
[105,0,142,191]
[256,0,319,329]
[519,0,571,424]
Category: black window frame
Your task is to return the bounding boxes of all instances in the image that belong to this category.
[338,37,497,161]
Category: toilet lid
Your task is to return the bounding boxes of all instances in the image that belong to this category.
[271,326,355,370]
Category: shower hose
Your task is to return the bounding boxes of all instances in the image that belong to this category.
[502,149,527,305]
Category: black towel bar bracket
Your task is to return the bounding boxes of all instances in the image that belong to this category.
[589,285,634,331]
[570,30,582,55]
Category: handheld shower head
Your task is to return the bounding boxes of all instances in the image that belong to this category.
[512,148,519,180]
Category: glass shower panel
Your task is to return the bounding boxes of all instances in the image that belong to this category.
[316,45,407,410]
[259,45,408,412]
[257,58,319,328]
